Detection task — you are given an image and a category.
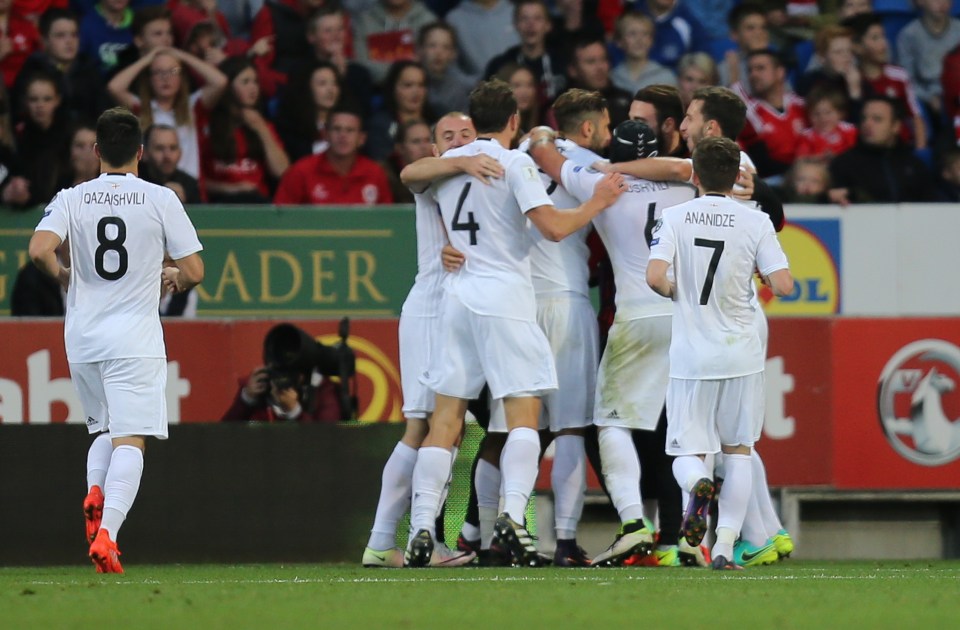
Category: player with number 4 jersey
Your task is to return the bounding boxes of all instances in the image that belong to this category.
[30,108,204,574]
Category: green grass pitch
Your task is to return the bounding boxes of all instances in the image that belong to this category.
[3,562,959,629]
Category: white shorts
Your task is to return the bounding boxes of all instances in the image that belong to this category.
[489,293,598,433]
[421,292,557,401]
[399,313,438,419]
[664,373,764,456]
[70,358,168,439]
[594,316,671,431]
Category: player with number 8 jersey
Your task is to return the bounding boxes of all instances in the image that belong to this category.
[30,108,204,574]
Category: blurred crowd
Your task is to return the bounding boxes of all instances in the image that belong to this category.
[1,0,959,209]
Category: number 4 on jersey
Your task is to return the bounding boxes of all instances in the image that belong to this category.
[451,182,480,245]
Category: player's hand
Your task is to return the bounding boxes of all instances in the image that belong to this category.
[527,126,557,151]
[161,266,185,294]
[828,187,850,207]
[442,244,465,272]
[460,155,504,184]
[731,169,755,200]
[593,173,626,206]
[590,160,613,174]
[244,367,270,398]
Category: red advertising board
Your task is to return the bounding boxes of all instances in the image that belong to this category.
[3,317,960,490]
[0,319,403,424]
[759,319,834,486]
[830,319,960,489]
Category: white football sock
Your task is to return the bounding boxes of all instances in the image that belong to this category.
[713,527,737,561]
[460,522,480,542]
[367,441,418,550]
[715,453,752,557]
[439,446,459,508]
[598,426,644,523]
[100,445,144,542]
[740,493,770,547]
[552,434,586,540]
[86,432,113,491]
[500,427,540,522]
[476,458,501,550]
[409,447,452,537]
[752,450,784,537]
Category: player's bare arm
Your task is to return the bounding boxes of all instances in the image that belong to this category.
[646,258,675,299]
[762,268,794,297]
[597,156,692,182]
[28,230,70,289]
[527,173,625,242]
[162,252,204,294]
[400,155,504,189]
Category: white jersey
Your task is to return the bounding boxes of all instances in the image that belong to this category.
[35,173,203,363]
[649,194,789,379]
[400,190,447,317]
[436,138,553,320]
[517,137,599,297]
[562,161,696,320]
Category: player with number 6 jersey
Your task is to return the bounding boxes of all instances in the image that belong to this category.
[29,108,204,574]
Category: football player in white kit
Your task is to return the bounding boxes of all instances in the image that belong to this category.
[606,86,795,564]
[362,113,503,569]
[476,89,612,567]
[647,136,793,570]
[530,119,697,567]
[405,80,625,568]
[28,108,204,573]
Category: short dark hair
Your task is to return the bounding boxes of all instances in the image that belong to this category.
[746,48,784,68]
[39,8,78,38]
[692,136,741,193]
[634,84,684,129]
[97,107,142,167]
[328,105,365,130]
[143,123,179,148]
[691,86,747,140]
[132,6,171,38]
[468,79,517,134]
[552,88,607,135]
[863,95,903,121]
[417,21,459,50]
[840,13,883,43]
[727,2,765,30]
[806,86,848,115]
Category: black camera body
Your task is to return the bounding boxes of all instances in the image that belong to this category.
[262,319,357,419]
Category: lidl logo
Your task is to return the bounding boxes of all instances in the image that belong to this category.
[757,219,840,315]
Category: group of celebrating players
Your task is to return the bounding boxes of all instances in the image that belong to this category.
[363,79,797,571]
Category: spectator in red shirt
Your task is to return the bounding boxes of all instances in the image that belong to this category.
[843,12,927,150]
[0,0,41,88]
[200,56,290,203]
[738,49,807,177]
[274,107,393,205]
[795,87,857,160]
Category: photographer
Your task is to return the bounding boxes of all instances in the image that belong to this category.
[221,321,356,423]
[221,366,342,423]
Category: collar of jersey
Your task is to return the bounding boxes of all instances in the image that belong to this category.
[99,172,135,178]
